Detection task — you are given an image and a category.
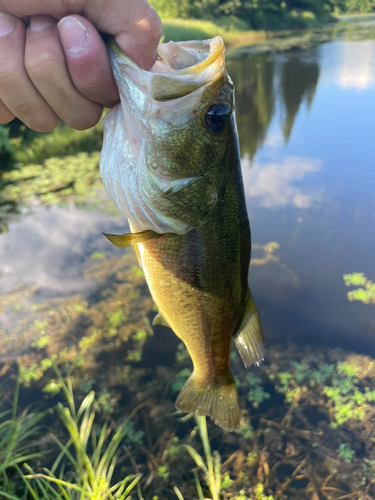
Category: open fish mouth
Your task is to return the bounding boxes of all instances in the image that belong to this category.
[107,36,226,101]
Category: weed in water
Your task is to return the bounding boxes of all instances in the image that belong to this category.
[24,366,142,499]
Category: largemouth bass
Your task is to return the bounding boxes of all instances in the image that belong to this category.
[100,37,264,431]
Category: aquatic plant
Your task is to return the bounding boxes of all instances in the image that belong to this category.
[0,380,45,495]
[0,252,154,396]
[336,443,355,464]
[184,416,223,500]
[24,368,142,500]
[268,359,375,427]
[343,272,375,304]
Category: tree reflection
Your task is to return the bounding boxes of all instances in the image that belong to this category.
[228,47,321,157]
[279,50,320,142]
[229,54,275,159]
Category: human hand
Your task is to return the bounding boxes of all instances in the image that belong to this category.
[0,0,161,131]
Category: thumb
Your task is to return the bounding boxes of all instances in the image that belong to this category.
[82,0,162,70]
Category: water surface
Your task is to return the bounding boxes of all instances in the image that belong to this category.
[1,17,375,500]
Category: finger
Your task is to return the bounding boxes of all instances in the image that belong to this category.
[0,0,162,70]
[0,12,59,132]
[0,99,14,124]
[26,15,104,130]
[57,15,119,108]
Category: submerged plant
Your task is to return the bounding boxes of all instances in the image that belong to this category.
[343,272,375,304]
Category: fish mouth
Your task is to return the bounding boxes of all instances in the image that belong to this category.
[107,36,226,101]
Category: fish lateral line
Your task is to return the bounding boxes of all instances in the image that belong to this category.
[102,230,164,247]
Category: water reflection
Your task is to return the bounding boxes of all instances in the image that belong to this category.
[228,47,321,157]
[230,54,275,158]
[241,155,322,208]
[0,18,375,500]
[277,49,320,141]
[339,41,375,89]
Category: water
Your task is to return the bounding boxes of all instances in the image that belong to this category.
[227,24,375,352]
[0,17,375,500]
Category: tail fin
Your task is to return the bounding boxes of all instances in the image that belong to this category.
[176,374,240,431]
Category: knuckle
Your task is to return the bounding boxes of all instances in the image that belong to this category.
[138,8,162,46]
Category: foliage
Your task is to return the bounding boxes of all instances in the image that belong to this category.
[239,373,271,409]
[343,272,375,304]
[268,360,375,427]
[0,381,45,495]
[0,252,154,394]
[13,122,103,165]
[24,369,142,500]
[184,416,223,500]
[0,125,14,168]
[337,443,355,463]
[151,0,375,32]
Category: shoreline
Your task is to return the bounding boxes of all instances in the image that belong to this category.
[161,14,374,57]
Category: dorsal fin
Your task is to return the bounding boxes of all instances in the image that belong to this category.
[152,312,170,328]
[102,230,163,247]
[234,292,264,367]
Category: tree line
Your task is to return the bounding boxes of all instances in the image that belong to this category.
[150,0,375,29]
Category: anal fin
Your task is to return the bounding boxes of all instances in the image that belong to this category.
[234,291,264,368]
[152,312,170,328]
[102,230,163,248]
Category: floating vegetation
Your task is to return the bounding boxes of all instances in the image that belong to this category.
[251,242,299,285]
[0,151,117,233]
[2,275,375,498]
[0,252,154,396]
[343,272,375,304]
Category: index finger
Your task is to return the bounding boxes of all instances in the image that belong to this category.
[0,0,162,70]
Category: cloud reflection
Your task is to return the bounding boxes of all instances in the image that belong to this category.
[241,155,322,208]
[0,203,126,299]
[339,41,375,90]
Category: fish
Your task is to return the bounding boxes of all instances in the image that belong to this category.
[100,36,264,431]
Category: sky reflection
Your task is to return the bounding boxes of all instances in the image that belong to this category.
[241,155,322,209]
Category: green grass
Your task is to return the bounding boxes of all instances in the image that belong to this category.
[161,18,266,45]
[0,369,142,500]
[0,381,46,496]
[23,367,142,500]
[12,122,103,166]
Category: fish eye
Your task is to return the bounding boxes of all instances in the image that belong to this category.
[205,103,231,133]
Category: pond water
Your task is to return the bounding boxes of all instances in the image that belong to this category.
[0,17,375,500]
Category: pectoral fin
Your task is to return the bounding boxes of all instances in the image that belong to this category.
[234,292,264,367]
[152,312,170,327]
[102,230,163,247]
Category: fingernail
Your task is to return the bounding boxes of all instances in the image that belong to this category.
[29,14,55,32]
[0,12,16,37]
[58,16,89,55]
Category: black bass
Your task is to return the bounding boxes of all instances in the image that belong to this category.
[100,37,264,431]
